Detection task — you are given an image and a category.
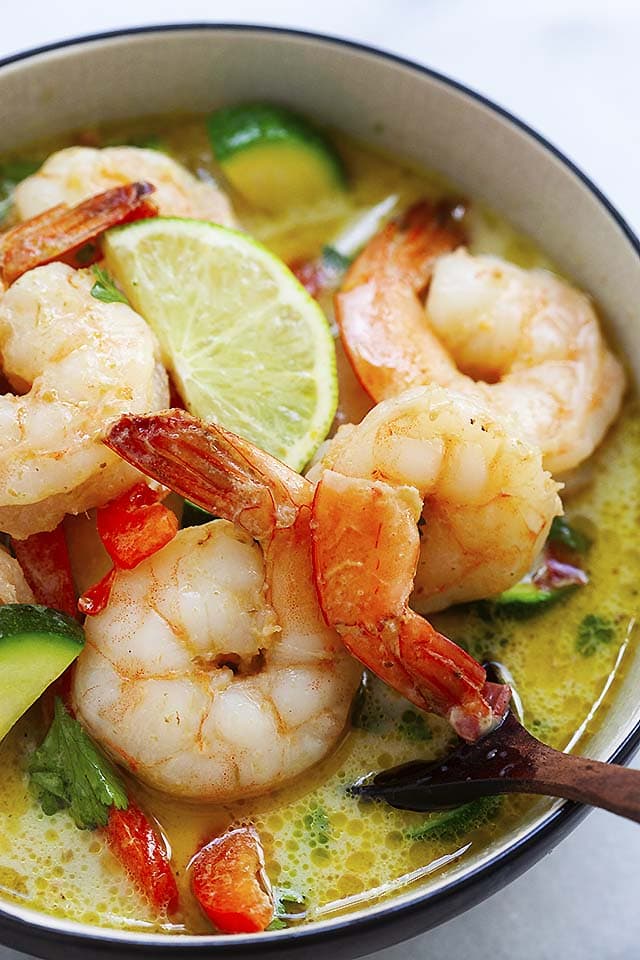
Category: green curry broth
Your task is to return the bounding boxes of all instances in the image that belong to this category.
[0,114,638,933]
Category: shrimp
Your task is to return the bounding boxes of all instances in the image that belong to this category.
[308,386,561,739]
[0,262,169,539]
[336,205,625,474]
[73,410,361,801]
[0,180,157,287]
[14,146,236,227]
[0,545,34,604]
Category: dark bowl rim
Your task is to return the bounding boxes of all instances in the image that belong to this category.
[0,20,639,955]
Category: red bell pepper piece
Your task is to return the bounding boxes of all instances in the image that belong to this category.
[11,524,77,618]
[104,803,179,915]
[97,482,178,570]
[77,568,117,617]
[79,483,178,617]
[190,827,274,934]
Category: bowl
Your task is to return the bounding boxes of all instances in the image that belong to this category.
[1,23,639,960]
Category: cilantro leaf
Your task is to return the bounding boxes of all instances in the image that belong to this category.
[266,885,306,929]
[406,796,501,842]
[576,614,615,657]
[28,698,128,830]
[303,805,331,846]
[90,266,130,305]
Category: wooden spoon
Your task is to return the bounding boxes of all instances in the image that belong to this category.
[351,710,640,823]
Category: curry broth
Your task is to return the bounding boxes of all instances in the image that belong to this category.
[0,115,637,934]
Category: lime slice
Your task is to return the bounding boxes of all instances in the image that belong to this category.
[104,218,337,469]
[207,103,346,213]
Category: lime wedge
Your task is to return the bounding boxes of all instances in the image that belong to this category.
[103,218,337,469]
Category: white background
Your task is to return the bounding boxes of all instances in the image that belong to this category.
[1,2,639,959]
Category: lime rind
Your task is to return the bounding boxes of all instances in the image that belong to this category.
[104,217,338,471]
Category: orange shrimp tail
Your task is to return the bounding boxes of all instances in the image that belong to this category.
[335,201,463,402]
[341,201,463,295]
[312,469,506,741]
[105,410,309,538]
[0,181,157,286]
[339,626,431,713]
[397,616,508,741]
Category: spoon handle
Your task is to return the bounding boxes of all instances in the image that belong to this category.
[523,741,640,823]
[358,713,640,823]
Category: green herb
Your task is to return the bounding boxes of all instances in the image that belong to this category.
[576,614,615,657]
[406,796,501,843]
[398,709,432,742]
[548,516,591,553]
[28,698,128,830]
[266,886,306,930]
[90,266,130,305]
[303,805,331,846]
[322,245,352,273]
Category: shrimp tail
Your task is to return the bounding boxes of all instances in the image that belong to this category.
[105,410,310,539]
[336,201,462,401]
[397,616,510,740]
[0,181,157,285]
[341,201,463,295]
[311,469,507,741]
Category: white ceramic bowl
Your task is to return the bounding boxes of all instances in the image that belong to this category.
[0,24,639,960]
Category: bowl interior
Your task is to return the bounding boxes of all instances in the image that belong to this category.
[0,24,639,956]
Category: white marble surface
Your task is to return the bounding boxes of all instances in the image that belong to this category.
[1,2,639,958]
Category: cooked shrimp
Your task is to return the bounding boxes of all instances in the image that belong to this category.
[336,206,625,474]
[73,410,360,801]
[1,181,157,287]
[0,262,169,539]
[0,545,34,604]
[310,386,559,739]
[14,147,236,227]
[310,386,561,614]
